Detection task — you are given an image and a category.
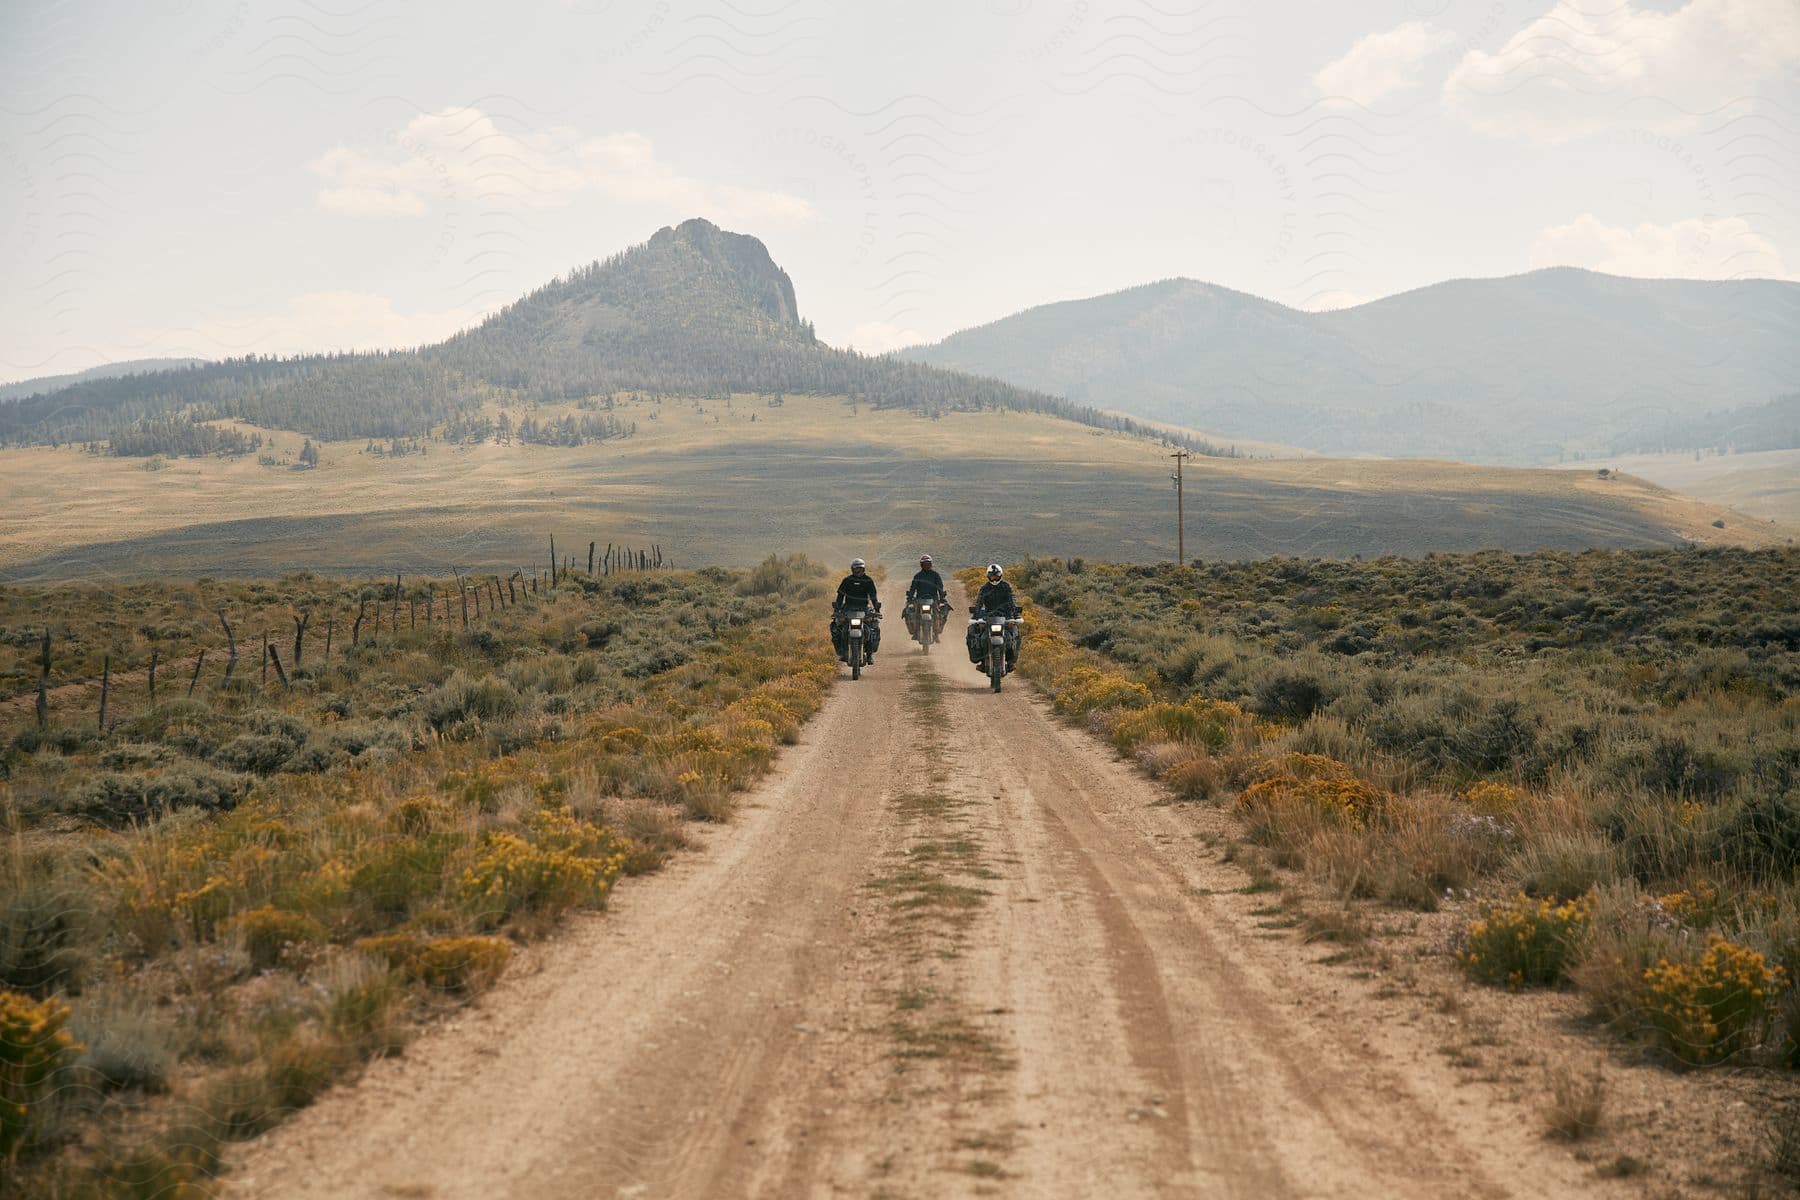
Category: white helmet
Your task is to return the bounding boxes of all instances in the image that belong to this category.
[850,558,866,570]
[986,563,1003,579]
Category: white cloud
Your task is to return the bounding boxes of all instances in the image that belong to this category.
[186,292,484,357]
[315,185,426,217]
[840,320,928,355]
[309,109,816,228]
[1445,0,1800,143]
[1315,21,1457,106]
[1530,214,1795,280]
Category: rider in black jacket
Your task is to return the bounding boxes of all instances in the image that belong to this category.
[969,563,1021,670]
[833,558,881,663]
[974,565,1017,618]
[905,554,949,637]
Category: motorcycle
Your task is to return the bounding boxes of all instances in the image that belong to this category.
[907,596,943,653]
[969,608,1023,692]
[836,606,879,680]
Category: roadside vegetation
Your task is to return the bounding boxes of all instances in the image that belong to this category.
[0,555,833,1196]
[990,549,1799,1075]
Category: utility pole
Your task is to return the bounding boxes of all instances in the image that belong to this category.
[1171,449,1190,566]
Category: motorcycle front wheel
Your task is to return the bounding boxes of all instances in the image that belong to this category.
[849,639,862,681]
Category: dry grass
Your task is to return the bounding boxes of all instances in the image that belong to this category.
[1541,1060,1606,1140]
[0,560,838,1194]
[1,393,1775,582]
[1004,550,1800,1070]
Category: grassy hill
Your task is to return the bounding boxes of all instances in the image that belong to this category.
[0,393,1785,582]
[902,270,1800,464]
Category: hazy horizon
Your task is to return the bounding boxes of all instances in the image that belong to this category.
[3,0,1796,386]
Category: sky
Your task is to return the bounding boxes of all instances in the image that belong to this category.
[1,0,1796,383]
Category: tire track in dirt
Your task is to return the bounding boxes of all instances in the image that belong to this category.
[231,579,1616,1199]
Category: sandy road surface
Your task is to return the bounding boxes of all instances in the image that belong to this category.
[232,584,1612,1199]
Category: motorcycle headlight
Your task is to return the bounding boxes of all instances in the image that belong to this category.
[850,617,862,626]
[990,624,1004,634]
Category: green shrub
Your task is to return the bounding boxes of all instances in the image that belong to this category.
[212,733,296,774]
[98,743,173,771]
[264,1032,350,1110]
[72,766,251,826]
[1515,831,1622,901]
[68,993,177,1092]
[422,671,522,733]
[0,872,91,995]
[1714,795,1800,883]
[203,1068,284,1140]
[1251,672,1331,722]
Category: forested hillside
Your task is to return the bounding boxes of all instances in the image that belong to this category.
[0,220,1230,458]
[0,357,207,401]
[1610,392,1800,455]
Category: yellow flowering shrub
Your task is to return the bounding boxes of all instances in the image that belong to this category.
[352,932,425,970]
[1053,665,1151,717]
[407,937,514,996]
[1,991,82,1160]
[728,694,802,742]
[1462,781,1524,815]
[1458,892,1593,987]
[459,810,627,929]
[1234,754,1388,826]
[224,905,328,971]
[1637,935,1787,1064]
[1110,698,1247,755]
[1657,879,1720,927]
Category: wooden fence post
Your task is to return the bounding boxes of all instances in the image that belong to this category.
[148,645,159,704]
[218,611,238,686]
[425,590,434,624]
[35,630,50,730]
[588,541,596,575]
[457,573,469,628]
[187,649,206,698]
[391,573,401,637]
[324,619,334,662]
[97,655,110,730]
[549,534,557,584]
[409,597,417,630]
[352,598,368,647]
[294,610,311,667]
[268,644,291,690]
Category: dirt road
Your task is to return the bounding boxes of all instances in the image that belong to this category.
[231,584,1610,1199]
